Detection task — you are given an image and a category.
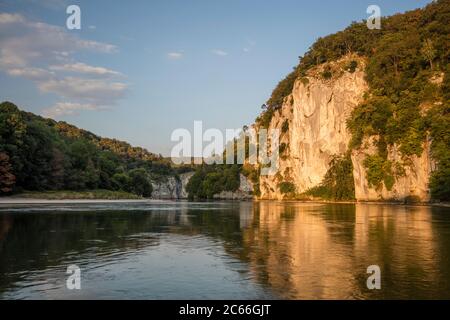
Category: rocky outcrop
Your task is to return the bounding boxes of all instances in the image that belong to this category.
[151,172,194,199]
[258,55,368,200]
[352,137,434,202]
[254,55,433,202]
[213,174,254,200]
[151,172,253,200]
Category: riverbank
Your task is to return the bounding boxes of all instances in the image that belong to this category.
[1,190,143,201]
[1,195,449,207]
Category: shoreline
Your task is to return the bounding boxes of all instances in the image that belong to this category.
[0,198,168,204]
[0,196,449,207]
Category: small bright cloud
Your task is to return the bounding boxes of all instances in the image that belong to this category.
[49,62,122,77]
[42,102,104,118]
[211,49,228,56]
[243,40,256,53]
[167,52,183,59]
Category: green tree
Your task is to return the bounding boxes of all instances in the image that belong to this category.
[0,152,16,194]
[128,168,152,197]
[421,39,436,69]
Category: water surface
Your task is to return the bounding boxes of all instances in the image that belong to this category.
[0,201,449,299]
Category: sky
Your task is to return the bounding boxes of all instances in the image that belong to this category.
[0,0,432,156]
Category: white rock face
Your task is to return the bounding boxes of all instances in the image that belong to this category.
[255,55,433,202]
[178,172,195,198]
[151,172,195,199]
[151,177,179,199]
[352,137,433,202]
[259,56,368,199]
[151,172,252,200]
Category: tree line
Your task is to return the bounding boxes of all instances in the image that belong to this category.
[0,102,190,197]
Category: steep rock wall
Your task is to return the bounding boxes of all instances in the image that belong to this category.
[259,56,368,199]
[256,56,433,202]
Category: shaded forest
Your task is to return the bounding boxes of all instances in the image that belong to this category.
[0,102,191,197]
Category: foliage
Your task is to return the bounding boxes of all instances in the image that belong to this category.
[345,60,358,73]
[281,120,289,134]
[0,102,187,197]
[428,102,450,200]
[278,182,296,195]
[253,0,449,198]
[186,164,241,200]
[0,152,15,193]
[363,155,394,190]
[306,154,355,200]
[16,190,142,200]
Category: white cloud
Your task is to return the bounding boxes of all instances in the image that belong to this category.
[38,77,127,103]
[7,67,54,80]
[211,49,228,56]
[0,13,117,69]
[49,63,122,76]
[167,52,183,59]
[42,102,103,118]
[0,13,25,24]
[0,13,127,119]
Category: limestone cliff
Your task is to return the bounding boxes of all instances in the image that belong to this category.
[352,136,434,202]
[151,172,253,200]
[151,172,194,199]
[257,55,367,199]
[254,55,434,202]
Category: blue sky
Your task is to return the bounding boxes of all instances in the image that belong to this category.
[0,0,432,155]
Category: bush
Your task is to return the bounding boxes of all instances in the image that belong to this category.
[345,60,358,73]
[186,165,241,200]
[278,182,296,194]
[321,70,333,80]
[306,154,355,200]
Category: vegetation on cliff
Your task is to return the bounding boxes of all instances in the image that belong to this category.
[185,164,241,200]
[0,102,189,197]
[306,155,355,201]
[256,0,450,201]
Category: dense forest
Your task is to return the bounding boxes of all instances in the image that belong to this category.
[256,0,450,201]
[0,101,191,197]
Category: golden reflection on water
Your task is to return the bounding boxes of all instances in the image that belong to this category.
[0,202,449,299]
[241,202,442,299]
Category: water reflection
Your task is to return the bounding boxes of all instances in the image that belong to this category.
[0,201,449,299]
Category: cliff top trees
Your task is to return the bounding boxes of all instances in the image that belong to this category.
[255,0,450,200]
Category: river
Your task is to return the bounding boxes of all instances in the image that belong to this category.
[0,201,449,299]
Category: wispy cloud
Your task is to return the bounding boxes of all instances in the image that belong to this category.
[167,52,183,59]
[211,49,228,56]
[7,67,55,80]
[49,62,122,77]
[38,77,127,103]
[42,102,104,118]
[0,13,126,119]
[243,40,256,53]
